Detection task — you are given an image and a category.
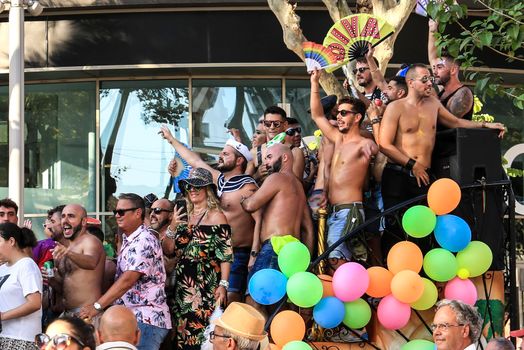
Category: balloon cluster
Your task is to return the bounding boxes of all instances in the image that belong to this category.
[247,178,492,349]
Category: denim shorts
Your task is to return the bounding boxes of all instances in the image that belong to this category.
[327,204,365,260]
[228,247,250,294]
[137,322,169,350]
[246,239,279,292]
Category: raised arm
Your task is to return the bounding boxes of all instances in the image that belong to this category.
[310,69,341,143]
[437,104,505,137]
[428,19,439,69]
[366,45,388,92]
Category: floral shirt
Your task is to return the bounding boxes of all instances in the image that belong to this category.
[116,224,172,329]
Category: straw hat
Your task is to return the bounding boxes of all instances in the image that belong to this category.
[212,302,267,341]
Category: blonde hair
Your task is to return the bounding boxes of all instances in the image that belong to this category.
[186,186,221,214]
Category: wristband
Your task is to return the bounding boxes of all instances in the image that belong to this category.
[219,279,229,289]
[371,118,381,125]
[405,158,416,170]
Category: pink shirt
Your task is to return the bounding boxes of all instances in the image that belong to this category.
[116,225,172,329]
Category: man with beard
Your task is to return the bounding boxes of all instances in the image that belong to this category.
[428,20,474,121]
[159,125,260,303]
[241,143,314,278]
[49,204,106,321]
[379,64,505,210]
[310,69,378,270]
[80,193,171,350]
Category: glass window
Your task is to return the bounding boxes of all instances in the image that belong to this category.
[0,82,96,213]
[285,79,326,138]
[192,79,281,151]
[100,80,189,211]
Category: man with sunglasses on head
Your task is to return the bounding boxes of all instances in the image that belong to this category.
[379,63,505,211]
[310,69,379,270]
[48,204,106,325]
[159,126,261,305]
[79,193,171,350]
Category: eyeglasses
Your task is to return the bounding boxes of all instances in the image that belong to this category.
[430,323,465,332]
[411,76,435,84]
[285,127,302,136]
[113,207,139,216]
[209,331,231,342]
[263,120,284,128]
[185,185,204,193]
[338,109,359,117]
[353,67,370,74]
[151,208,174,215]
[35,333,86,350]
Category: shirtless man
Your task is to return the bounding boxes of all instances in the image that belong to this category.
[246,106,305,183]
[310,69,378,269]
[159,126,261,303]
[50,204,106,318]
[241,143,314,277]
[379,63,504,210]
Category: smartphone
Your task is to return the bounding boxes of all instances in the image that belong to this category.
[175,198,188,218]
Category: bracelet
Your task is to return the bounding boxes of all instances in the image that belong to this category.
[405,158,416,170]
[219,279,229,289]
[166,226,176,239]
[371,118,381,125]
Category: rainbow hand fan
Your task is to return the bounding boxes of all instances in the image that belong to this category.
[323,14,395,72]
[302,41,340,73]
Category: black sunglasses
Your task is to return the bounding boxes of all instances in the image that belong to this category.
[150,207,174,215]
[353,67,370,74]
[113,207,139,216]
[338,109,359,117]
[209,330,231,341]
[263,120,284,128]
[285,127,302,136]
[35,333,86,350]
[184,185,204,193]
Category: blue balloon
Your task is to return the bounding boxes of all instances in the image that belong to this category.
[434,215,472,252]
[248,269,287,305]
[313,297,345,329]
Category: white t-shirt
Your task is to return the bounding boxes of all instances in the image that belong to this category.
[0,257,43,341]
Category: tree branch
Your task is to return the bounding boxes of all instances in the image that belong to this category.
[322,0,352,22]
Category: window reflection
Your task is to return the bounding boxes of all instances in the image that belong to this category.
[286,79,325,138]
[99,80,189,211]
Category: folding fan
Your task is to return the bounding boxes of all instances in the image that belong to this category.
[302,41,340,73]
[322,14,395,72]
[171,143,192,193]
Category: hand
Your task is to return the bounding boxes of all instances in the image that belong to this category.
[310,68,321,85]
[214,285,227,306]
[51,242,69,260]
[428,19,438,33]
[168,158,178,177]
[23,219,32,229]
[343,78,350,91]
[485,122,506,138]
[248,255,256,271]
[257,164,269,179]
[170,205,187,228]
[365,44,374,60]
[159,125,175,143]
[412,161,430,187]
[228,128,242,143]
[361,141,376,160]
[41,266,50,283]
[79,304,99,321]
[366,103,381,121]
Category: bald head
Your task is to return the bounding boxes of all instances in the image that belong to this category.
[97,306,140,345]
[264,143,293,175]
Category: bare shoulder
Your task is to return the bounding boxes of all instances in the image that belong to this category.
[79,232,104,247]
[207,209,228,225]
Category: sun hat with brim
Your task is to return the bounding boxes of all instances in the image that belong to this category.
[211,302,268,341]
[178,167,217,193]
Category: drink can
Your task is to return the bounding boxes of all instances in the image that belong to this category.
[44,260,54,278]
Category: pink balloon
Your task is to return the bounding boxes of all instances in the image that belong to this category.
[332,262,369,302]
[377,294,411,330]
[444,277,478,305]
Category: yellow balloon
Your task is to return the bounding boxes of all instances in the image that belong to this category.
[457,268,470,280]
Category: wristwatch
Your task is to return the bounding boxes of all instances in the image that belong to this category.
[250,250,258,258]
[219,279,229,289]
[93,302,103,312]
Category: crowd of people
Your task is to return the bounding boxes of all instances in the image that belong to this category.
[0,19,517,350]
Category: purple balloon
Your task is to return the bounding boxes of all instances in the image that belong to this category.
[332,262,369,302]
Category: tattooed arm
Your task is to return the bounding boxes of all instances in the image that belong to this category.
[447,87,473,118]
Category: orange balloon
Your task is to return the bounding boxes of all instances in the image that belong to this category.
[269,344,281,350]
[390,270,425,304]
[427,178,461,215]
[366,267,393,298]
[387,241,423,274]
[318,274,335,298]
[270,310,305,347]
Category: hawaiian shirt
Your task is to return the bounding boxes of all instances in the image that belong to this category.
[115,224,172,329]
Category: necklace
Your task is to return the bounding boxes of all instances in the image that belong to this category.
[192,207,207,216]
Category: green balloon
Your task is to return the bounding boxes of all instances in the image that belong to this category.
[342,298,371,329]
[401,339,435,350]
[456,241,493,277]
[423,248,457,282]
[402,205,437,238]
[283,341,312,350]
[278,242,311,278]
[411,278,438,311]
[287,272,323,308]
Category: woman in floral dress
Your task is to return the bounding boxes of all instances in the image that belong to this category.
[163,168,232,350]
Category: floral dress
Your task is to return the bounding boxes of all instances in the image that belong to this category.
[171,223,232,350]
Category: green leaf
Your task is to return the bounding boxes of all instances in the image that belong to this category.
[508,24,519,41]
[460,36,473,51]
[478,31,493,46]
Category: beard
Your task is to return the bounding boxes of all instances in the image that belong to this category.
[65,223,82,240]
[217,157,236,172]
[267,156,283,175]
[151,217,170,231]
[436,74,449,85]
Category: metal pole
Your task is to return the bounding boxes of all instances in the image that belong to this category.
[8,0,25,223]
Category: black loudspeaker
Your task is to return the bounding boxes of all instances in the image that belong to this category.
[432,128,504,185]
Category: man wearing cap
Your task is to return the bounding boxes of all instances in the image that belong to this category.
[210,302,268,350]
[159,125,261,303]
